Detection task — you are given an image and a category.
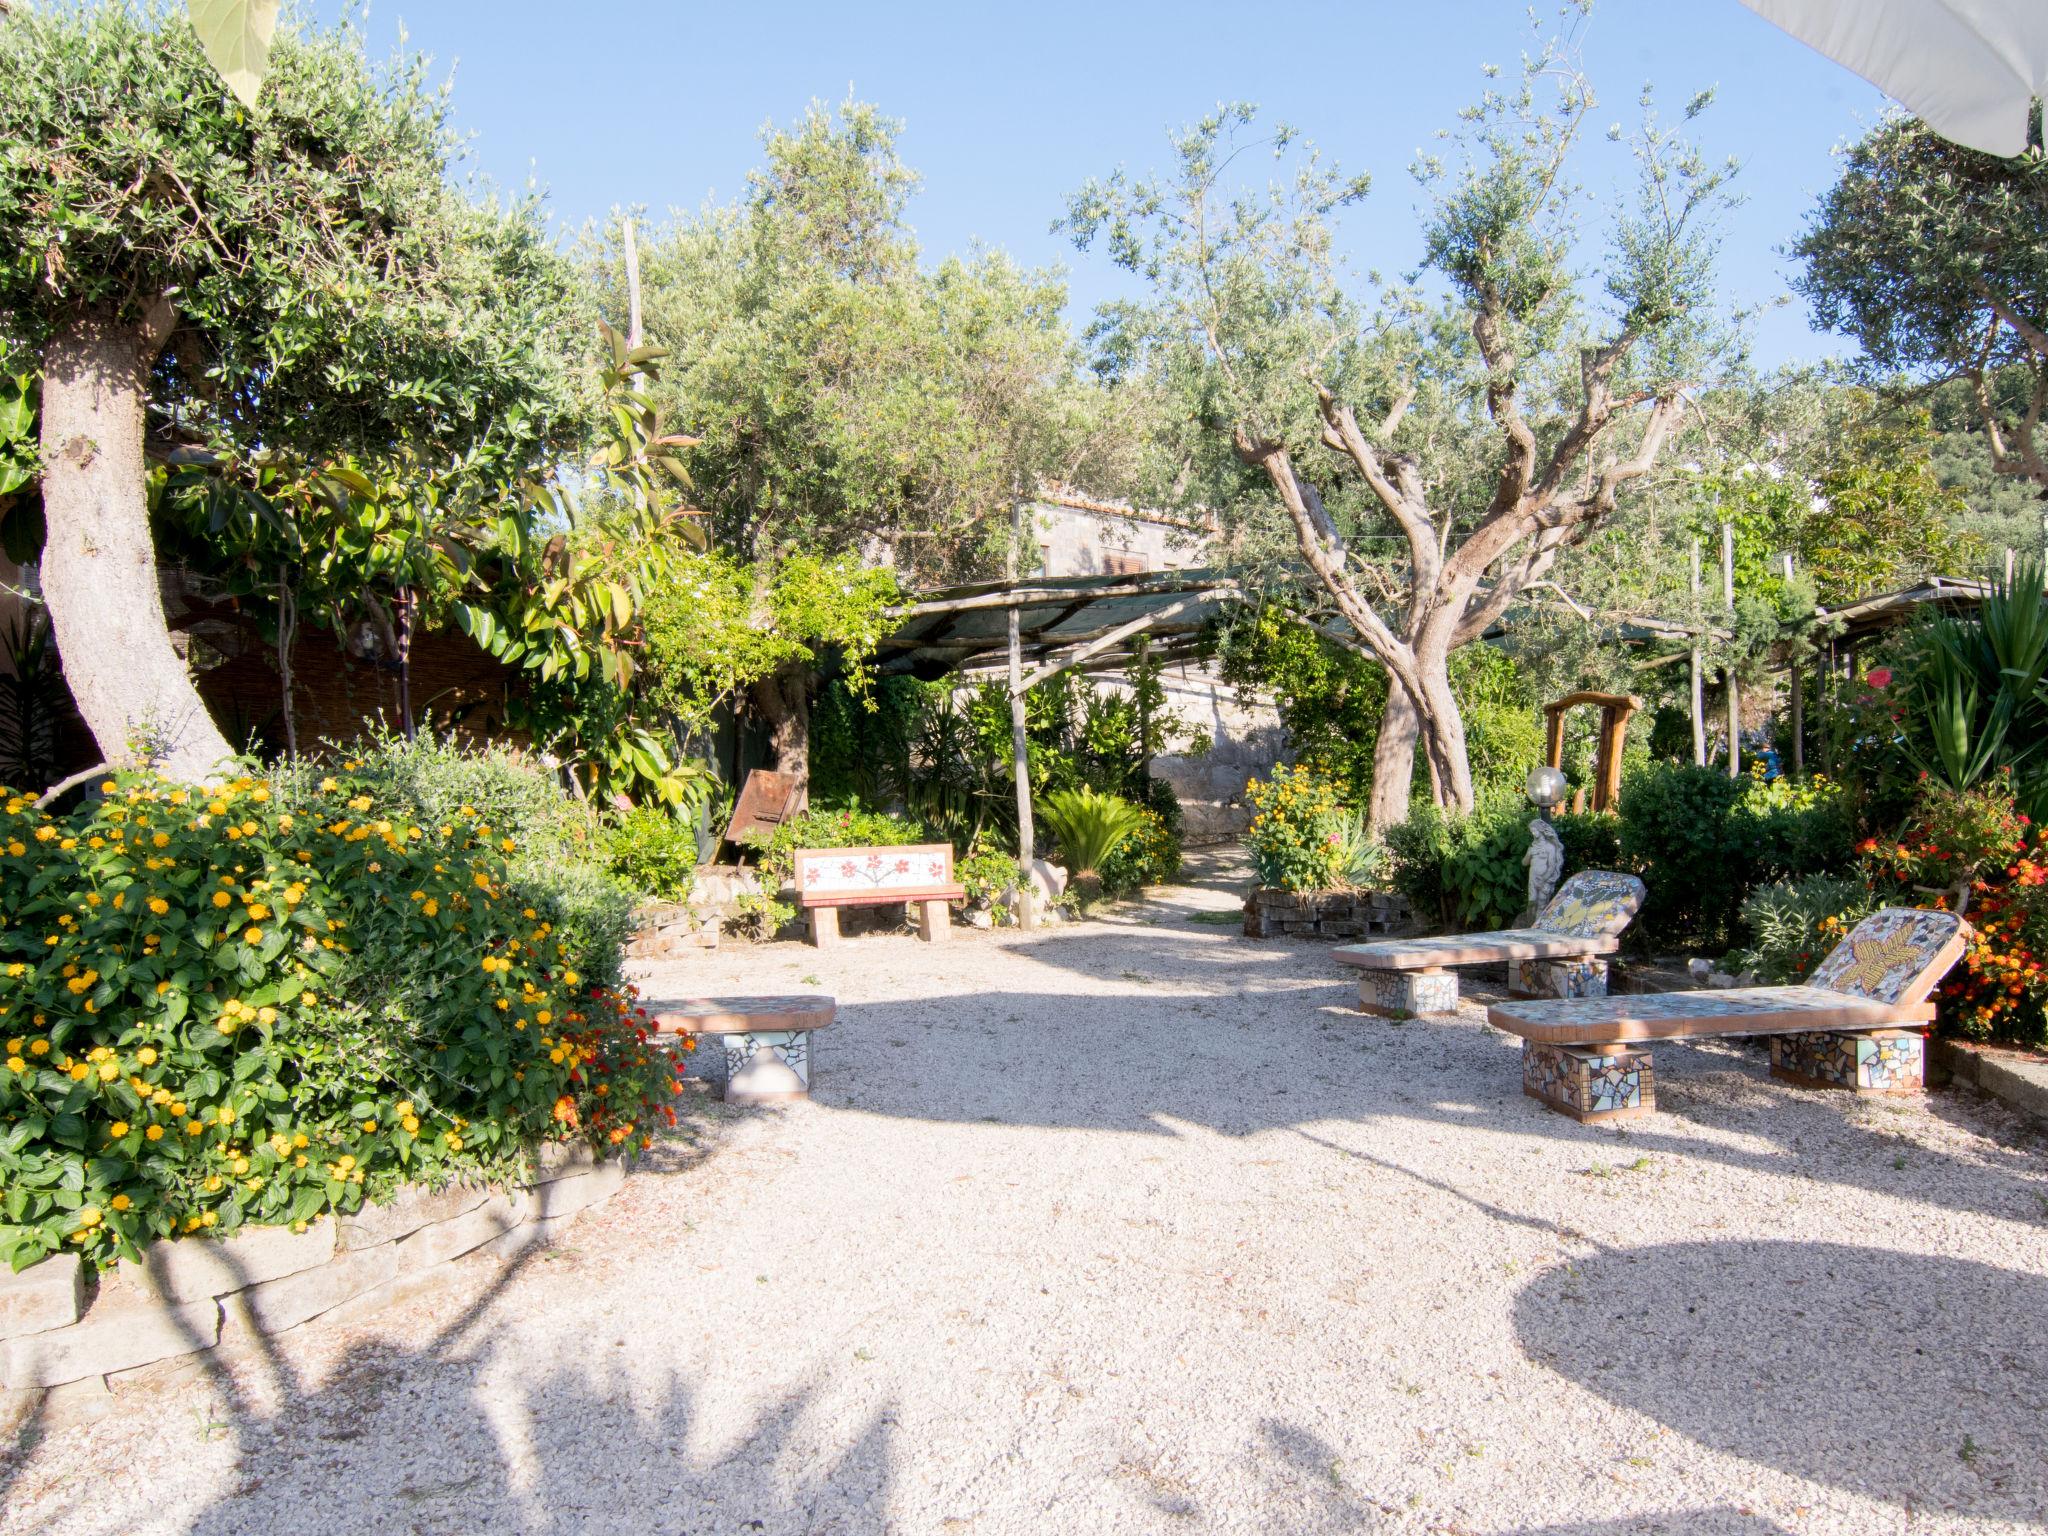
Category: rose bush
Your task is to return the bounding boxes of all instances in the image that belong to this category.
[0,766,687,1271]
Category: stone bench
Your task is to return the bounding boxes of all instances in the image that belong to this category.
[1334,870,1647,1018]
[794,843,965,947]
[1486,908,1970,1123]
[650,994,835,1105]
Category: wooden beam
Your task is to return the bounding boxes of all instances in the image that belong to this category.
[1015,596,1204,692]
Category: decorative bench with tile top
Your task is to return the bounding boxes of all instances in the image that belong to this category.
[1334,870,1647,1019]
[795,843,966,947]
[1486,907,1970,1123]
[650,994,835,1105]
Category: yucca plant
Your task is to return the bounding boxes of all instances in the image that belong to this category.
[1901,559,2048,821]
[1038,785,1146,906]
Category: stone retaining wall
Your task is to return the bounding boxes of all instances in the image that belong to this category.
[0,1144,627,1398]
[1242,887,1412,941]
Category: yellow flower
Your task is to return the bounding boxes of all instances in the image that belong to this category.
[110,1194,132,1212]
[138,1047,158,1065]
[244,926,264,944]
[75,1206,101,1229]
[145,1125,164,1141]
[110,1121,129,1138]
[212,891,232,909]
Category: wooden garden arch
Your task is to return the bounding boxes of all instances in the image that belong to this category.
[1543,692,1640,814]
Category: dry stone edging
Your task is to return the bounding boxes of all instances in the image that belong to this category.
[0,1153,632,1400]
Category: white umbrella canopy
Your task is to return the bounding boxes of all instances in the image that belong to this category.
[1740,0,2048,156]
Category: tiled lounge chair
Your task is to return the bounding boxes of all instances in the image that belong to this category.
[1334,870,1648,1019]
[1487,907,1970,1123]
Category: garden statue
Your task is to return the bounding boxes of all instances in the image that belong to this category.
[1523,818,1565,924]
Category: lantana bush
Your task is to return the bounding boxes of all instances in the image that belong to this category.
[1244,765,1349,893]
[0,766,688,1271]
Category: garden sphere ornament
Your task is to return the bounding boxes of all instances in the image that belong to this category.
[1526,765,1568,819]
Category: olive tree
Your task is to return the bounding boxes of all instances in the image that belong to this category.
[0,3,584,780]
[586,101,1125,792]
[1795,114,2048,499]
[1067,26,1734,825]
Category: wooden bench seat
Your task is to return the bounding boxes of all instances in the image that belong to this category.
[651,993,835,1105]
[1483,908,1969,1123]
[793,843,964,946]
[1334,871,1646,1018]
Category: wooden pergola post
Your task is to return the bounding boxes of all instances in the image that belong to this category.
[1722,521,1740,779]
[1784,553,1803,777]
[1689,539,1706,766]
[1007,499,1037,930]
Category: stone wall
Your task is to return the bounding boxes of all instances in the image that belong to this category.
[0,1144,626,1400]
[1242,888,1413,941]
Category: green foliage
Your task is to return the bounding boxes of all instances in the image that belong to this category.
[1795,114,2048,498]
[1038,787,1146,895]
[0,614,65,794]
[1895,562,2048,821]
[584,100,1125,587]
[278,731,636,988]
[187,0,277,106]
[956,847,1027,918]
[0,770,683,1272]
[744,804,926,890]
[1388,802,1626,931]
[1617,763,1854,947]
[0,2,586,484]
[1243,766,1348,894]
[1097,806,1181,897]
[637,549,899,736]
[1729,875,1878,985]
[603,808,698,905]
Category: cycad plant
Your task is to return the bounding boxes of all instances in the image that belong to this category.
[1902,560,2048,821]
[1038,785,1146,907]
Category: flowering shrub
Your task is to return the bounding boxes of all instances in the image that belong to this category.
[1244,765,1349,893]
[0,769,687,1271]
[1730,874,1878,984]
[1099,805,1181,897]
[1862,779,2047,1045]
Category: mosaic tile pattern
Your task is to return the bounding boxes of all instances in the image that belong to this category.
[1512,955,1611,1000]
[1770,1028,1924,1094]
[1534,870,1648,940]
[1522,1040,1655,1121]
[1808,908,1965,1005]
[724,1029,811,1089]
[1359,969,1460,1019]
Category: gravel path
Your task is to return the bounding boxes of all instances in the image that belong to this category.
[4,849,2045,1536]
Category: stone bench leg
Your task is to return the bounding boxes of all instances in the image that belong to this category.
[809,906,840,948]
[724,1030,812,1105]
[1357,967,1459,1019]
[1769,1028,1925,1096]
[1523,1040,1655,1123]
[1511,956,1610,1000]
[919,898,951,942]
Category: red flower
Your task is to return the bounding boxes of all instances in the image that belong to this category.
[1865,667,1893,689]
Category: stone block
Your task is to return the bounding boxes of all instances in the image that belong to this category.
[338,1183,491,1252]
[110,1219,335,1304]
[1771,1028,1924,1095]
[531,1141,597,1184]
[393,1193,525,1273]
[526,1160,625,1221]
[0,1254,84,1340]
[1357,968,1460,1019]
[2,1296,220,1389]
[1522,1040,1655,1123]
[219,1243,398,1341]
[1511,955,1611,1001]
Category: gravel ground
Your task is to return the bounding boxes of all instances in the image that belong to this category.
[3,848,2045,1536]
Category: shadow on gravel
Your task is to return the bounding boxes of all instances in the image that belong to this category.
[158,1232,895,1536]
[1511,1240,2048,1525]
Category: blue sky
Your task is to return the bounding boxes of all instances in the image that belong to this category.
[320,0,1891,368]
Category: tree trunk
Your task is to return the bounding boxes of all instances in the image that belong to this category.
[1412,645,1476,814]
[1367,679,1420,832]
[749,664,812,807]
[39,306,233,782]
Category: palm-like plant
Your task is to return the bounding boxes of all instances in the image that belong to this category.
[1038,786,1146,906]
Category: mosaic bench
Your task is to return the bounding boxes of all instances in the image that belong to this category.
[650,994,836,1106]
[794,843,966,947]
[1334,870,1646,1018]
[1485,908,1970,1124]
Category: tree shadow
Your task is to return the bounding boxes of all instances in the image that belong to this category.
[1511,1239,2048,1525]
[680,912,2048,1232]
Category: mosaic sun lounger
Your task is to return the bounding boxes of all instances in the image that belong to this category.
[1486,907,1971,1123]
[1334,870,1647,1018]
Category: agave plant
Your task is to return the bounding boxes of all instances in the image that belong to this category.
[1037,785,1146,906]
[1901,559,2048,821]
